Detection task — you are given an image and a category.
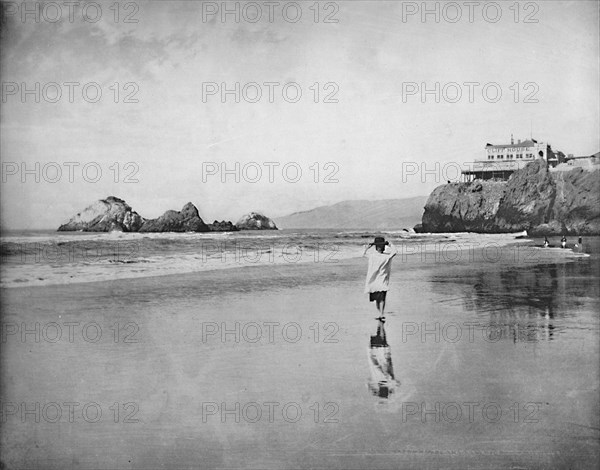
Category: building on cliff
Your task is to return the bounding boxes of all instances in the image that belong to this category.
[461,136,565,182]
[555,151,600,171]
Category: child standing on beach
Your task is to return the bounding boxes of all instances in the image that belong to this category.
[363,237,398,320]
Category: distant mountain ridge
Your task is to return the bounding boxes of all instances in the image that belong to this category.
[274,197,428,229]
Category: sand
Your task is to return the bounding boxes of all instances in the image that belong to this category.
[1,248,599,469]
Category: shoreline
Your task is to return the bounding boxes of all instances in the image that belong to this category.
[3,232,593,289]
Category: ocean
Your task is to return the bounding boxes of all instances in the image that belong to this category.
[2,229,596,288]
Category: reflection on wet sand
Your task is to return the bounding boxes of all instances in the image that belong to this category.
[467,265,560,342]
[465,264,566,343]
[433,260,600,343]
[367,319,400,399]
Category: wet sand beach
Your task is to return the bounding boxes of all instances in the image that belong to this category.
[1,242,599,469]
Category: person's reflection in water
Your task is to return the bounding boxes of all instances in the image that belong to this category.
[367,319,400,399]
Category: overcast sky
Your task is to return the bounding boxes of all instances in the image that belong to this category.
[1,0,598,230]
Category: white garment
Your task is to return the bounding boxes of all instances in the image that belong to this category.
[364,246,397,293]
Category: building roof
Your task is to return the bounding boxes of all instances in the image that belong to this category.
[567,152,599,160]
[485,139,539,150]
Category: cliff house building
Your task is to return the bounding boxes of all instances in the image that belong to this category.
[462,136,564,182]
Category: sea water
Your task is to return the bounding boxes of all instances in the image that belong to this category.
[0,229,552,288]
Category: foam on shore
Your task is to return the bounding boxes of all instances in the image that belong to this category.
[0,231,576,288]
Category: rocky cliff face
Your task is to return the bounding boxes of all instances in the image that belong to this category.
[58,197,144,232]
[421,160,600,235]
[549,167,600,234]
[235,212,278,230]
[139,203,209,232]
[494,160,556,232]
[421,181,506,232]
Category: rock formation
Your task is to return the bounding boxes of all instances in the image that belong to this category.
[420,180,506,233]
[207,220,239,232]
[58,198,277,233]
[494,160,556,232]
[420,160,600,235]
[546,166,600,234]
[139,202,209,232]
[58,196,144,232]
[235,212,278,230]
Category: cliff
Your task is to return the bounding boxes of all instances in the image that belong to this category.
[420,181,506,233]
[58,196,144,232]
[420,160,600,235]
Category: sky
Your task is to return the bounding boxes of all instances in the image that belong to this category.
[1,0,599,229]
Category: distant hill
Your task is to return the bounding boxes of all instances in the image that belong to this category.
[274,197,428,229]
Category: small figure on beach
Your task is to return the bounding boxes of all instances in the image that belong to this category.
[574,237,583,253]
[544,236,550,248]
[363,236,398,320]
[367,319,399,399]
[561,236,567,249]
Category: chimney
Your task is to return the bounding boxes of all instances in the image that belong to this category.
[511,134,514,145]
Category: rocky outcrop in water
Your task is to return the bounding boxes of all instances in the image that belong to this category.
[420,160,600,235]
[235,212,278,230]
[207,220,239,232]
[420,180,506,233]
[139,203,209,232]
[58,198,277,232]
[58,196,144,232]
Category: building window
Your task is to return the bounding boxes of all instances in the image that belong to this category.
[498,155,504,159]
